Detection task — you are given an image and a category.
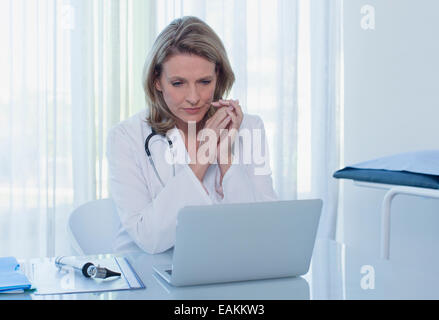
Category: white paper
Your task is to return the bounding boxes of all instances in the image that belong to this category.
[24,255,144,295]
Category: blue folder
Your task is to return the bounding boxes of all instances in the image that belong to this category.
[0,257,32,293]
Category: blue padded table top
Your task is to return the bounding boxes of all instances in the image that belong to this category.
[333,168,439,190]
[333,150,439,190]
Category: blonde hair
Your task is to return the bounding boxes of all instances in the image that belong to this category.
[142,16,235,135]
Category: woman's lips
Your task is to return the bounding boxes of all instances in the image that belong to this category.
[183,107,202,114]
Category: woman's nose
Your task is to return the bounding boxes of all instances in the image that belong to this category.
[186,85,200,105]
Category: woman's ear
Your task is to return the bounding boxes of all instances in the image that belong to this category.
[154,78,162,92]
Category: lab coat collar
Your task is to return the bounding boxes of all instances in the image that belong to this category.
[165,126,191,165]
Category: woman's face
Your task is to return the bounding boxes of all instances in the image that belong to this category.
[155,53,217,127]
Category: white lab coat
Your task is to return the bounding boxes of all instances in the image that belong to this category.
[106,109,278,254]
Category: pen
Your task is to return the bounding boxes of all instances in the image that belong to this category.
[54,256,121,279]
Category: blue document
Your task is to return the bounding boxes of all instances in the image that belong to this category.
[0,257,32,293]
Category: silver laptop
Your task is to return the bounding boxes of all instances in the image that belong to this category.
[153,199,322,286]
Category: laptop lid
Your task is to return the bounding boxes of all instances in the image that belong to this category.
[169,199,322,286]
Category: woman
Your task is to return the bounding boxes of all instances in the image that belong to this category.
[107,16,277,254]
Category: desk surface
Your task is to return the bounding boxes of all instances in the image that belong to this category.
[3,239,439,300]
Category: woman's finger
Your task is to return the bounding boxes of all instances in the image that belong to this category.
[219,99,234,107]
[206,107,228,130]
[229,100,243,125]
[225,108,238,126]
[218,114,232,130]
[229,100,242,116]
[223,109,239,146]
[211,101,223,107]
[211,100,231,106]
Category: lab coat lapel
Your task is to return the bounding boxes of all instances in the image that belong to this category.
[166,127,191,165]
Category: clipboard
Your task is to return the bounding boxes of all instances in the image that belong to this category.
[22,255,145,295]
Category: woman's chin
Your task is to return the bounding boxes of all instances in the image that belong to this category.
[186,116,204,124]
[179,111,207,124]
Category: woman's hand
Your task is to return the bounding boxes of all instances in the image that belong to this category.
[189,102,232,183]
[190,99,243,185]
[211,99,243,180]
[199,102,233,163]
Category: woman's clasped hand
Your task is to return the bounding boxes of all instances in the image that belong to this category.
[198,99,243,165]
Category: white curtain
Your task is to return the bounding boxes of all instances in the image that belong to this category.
[309,0,343,239]
[0,0,342,258]
[0,0,155,258]
[308,0,344,299]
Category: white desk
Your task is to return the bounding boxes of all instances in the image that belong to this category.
[3,239,439,300]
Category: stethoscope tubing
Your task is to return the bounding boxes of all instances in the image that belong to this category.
[145,128,176,187]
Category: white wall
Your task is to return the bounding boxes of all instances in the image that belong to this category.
[341,0,439,259]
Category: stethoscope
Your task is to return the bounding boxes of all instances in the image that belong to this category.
[145,128,176,187]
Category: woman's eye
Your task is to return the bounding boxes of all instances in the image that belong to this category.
[201,80,211,85]
[172,82,182,87]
